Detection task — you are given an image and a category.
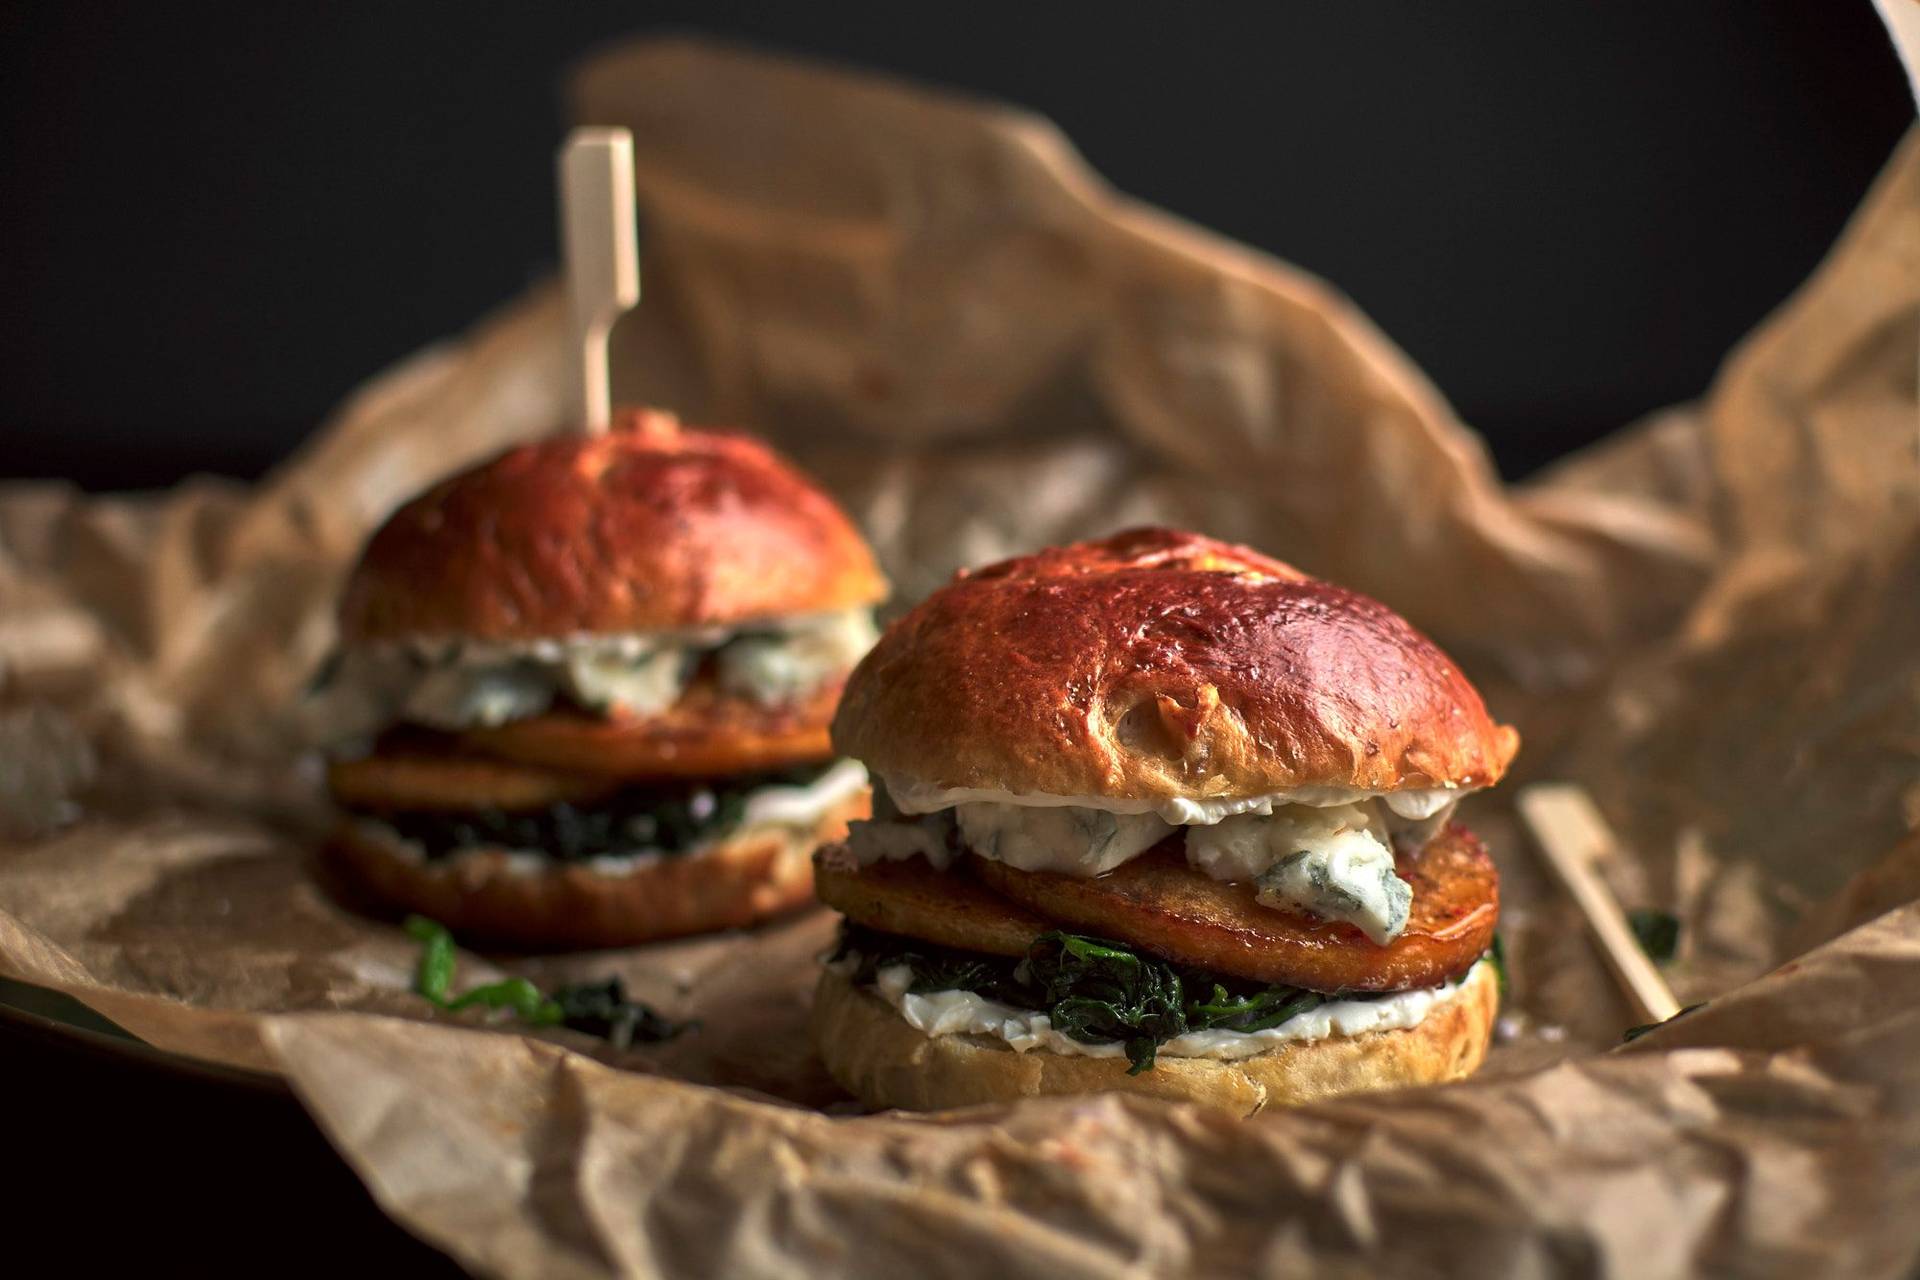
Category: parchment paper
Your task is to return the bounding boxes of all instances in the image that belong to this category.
[1,36,1916,1279]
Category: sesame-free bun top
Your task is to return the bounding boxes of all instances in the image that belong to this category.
[339,409,886,644]
[833,527,1517,804]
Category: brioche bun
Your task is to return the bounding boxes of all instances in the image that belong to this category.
[339,408,886,645]
[325,789,863,949]
[833,527,1516,805]
[811,959,1499,1116]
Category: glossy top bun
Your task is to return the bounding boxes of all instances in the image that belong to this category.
[339,409,886,644]
[833,528,1517,803]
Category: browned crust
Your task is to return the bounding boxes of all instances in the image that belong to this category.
[324,792,863,949]
[339,408,886,644]
[454,679,842,778]
[971,825,1498,991]
[326,749,623,813]
[810,961,1498,1115]
[833,527,1517,803]
[813,844,1048,958]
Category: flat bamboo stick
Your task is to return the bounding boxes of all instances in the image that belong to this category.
[1516,783,1682,1026]
[557,127,640,435]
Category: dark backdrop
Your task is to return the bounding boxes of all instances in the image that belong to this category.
[0,3,1911,488]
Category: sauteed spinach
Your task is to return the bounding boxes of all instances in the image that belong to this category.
[405,916,686,1049]
[366,761,835,862]
[832,924,1342,1074]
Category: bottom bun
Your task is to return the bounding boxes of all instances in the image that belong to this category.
[810,960,1498,1116]
[326,793,861,949]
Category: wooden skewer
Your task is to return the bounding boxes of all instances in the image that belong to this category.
[1515,782,1682,1027]
[557,127,640,435]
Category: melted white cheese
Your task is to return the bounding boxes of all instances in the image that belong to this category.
[399,663,550,729]
[857,793,1426,938]
[953,803,1174,875]
[1185,803,1412,944]
[718,611,879,707]
[560,648,692,718]
[1381,789,1456,821]
[848,958,1484,1061]
[308,608,876,740]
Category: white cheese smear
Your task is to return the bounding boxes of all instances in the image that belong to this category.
[840,956,1486,1061]
[740,758,870,828]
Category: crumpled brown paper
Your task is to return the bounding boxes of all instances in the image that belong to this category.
[1,36,1916,1278]
[258,898,1920,1279]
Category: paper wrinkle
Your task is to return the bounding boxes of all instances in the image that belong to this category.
[1,36,1917,1279]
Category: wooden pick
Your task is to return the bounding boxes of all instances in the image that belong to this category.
[1515,783,1683,1027]
[557,127,640,435]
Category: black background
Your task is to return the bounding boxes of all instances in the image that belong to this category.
[1,5,1913,1275]
[1,2,1911,489]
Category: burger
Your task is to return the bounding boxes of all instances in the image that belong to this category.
[810,528,1516,1115]
[308,408,886,948]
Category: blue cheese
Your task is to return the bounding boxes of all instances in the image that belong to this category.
[716,610,879,707]
[559,647,692,717]
[1252,830,1411,946]
[400,662,551,729]
[953,802,1174,875]
[864,777,1431,942]
[308,607,877,740]
[1187,804,1411,944]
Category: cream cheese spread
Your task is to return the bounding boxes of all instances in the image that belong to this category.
[838,956,1485,1061]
